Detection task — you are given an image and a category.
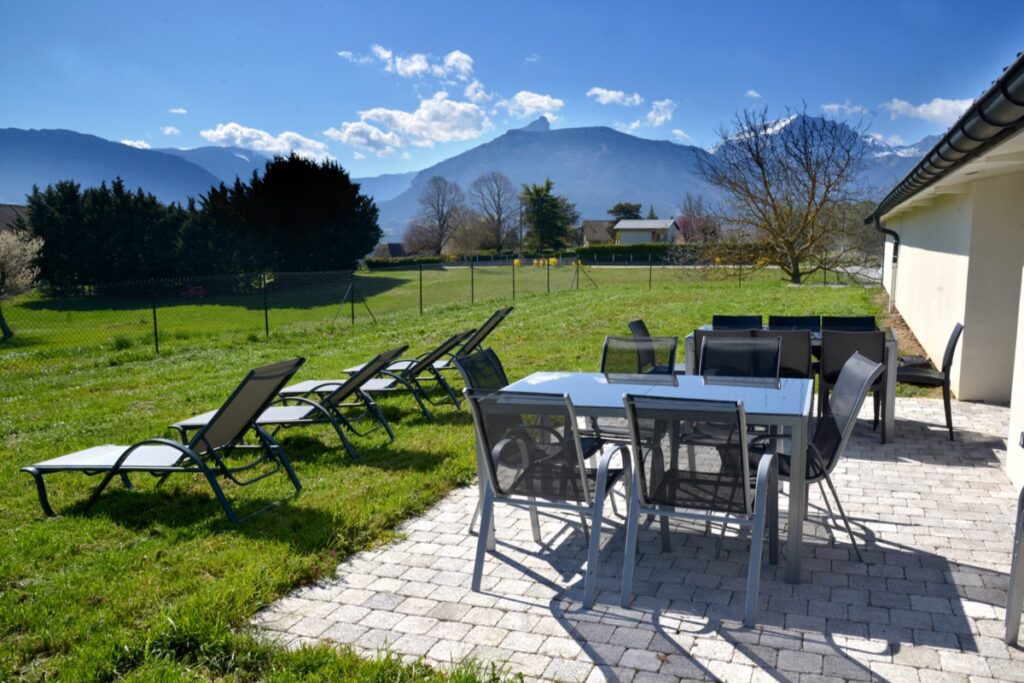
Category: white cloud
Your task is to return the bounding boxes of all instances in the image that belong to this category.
[587,87,643,106]
[324,121,401,157]
[525,53,541,63]
[352,150,367,160]
[161,125,180,136]
[393,53,430,77]
[464,79,492,103]
[866,132,907,147]
[121,139,150,149]
[360,91,492,146]
[745,90,762,99]
[672,128,691,141]
[371,44,392,62]
[337,50,373,64]
[432,50,473,80]
[199,122,332,161]
[646,99,676,127]
[821,100,869,117]
[169,107,187,115]
[401,151,412,160]
[880,97,973,125]
[497,90,565,120]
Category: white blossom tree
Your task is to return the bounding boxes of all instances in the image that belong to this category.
[0,229,43,339]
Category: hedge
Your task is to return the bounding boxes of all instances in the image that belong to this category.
[363,255,443,269]
[576,243,673,261]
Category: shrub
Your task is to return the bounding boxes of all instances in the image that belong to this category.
[363,255,443,269]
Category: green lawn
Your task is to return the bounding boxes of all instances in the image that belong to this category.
[0,270,883,680]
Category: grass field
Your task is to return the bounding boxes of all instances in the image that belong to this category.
[0,270,888,680]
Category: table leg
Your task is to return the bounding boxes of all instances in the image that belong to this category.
[884,339,897,443]
[786,416,808,583]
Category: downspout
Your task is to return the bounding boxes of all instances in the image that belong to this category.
[874,214,899,313]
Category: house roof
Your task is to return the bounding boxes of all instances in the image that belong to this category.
[0,204,28,231]
[612,219,675,231]
[581,220,614,242]
[867,51,1024,223]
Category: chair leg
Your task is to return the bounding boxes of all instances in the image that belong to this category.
[583,477,610,608]
[942,382,954,441]
[472,485,495,591]
[23,468,55,517]
[620,490,642,608]
[872,391,880,430]
[467,497,481,535]
[745,509,767,628]
[528,497,542,543]
[820,472,864,563]
[660,512,671,552]
[817,481,838,546]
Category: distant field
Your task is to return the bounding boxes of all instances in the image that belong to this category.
[0,270,891,679]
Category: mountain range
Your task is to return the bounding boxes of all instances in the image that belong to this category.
[0,119,932,241]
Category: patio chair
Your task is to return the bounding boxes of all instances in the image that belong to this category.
[821,316,877,331]
[601,335,678,375]
[1006,482,1024,645]
[20,358,305,523]
[819,330,885,427]
[712,314,763,330]
[896,323,963,440]
[699,336,781,379]
[466,389,627,609]
[441,307,514,370]
[347,331,474,420]
[174,348,407,459]
[753,329,813,378]
[750,352,884,562]
[693,329,751,368]
[768,315,821,333]
[620,394,778,626]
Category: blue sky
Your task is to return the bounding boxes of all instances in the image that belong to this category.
[2,0,1022,177]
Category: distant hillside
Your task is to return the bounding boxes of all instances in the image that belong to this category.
[353,171,417,204]
[156,146,269,185]
[0,128,219,204]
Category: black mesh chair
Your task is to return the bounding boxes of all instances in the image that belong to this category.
[821,316,877,332]
[819,330,885,431]
[693,329,751,369]
[601,335,678,375]
[753,329,812,378]
[453,348,510,394]
[768,315,821,333]
[466,390,627,608]
[712,315,763,330]
[620,394,778,626]
[751,352,883,561]
[699,336,781,379]
[897,323,963,440]
[627,319,652,339]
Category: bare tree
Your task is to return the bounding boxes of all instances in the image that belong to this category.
[0,229,43,339]
[700,105,867,283]
[469,172,516,251]
[675,193,721,243]
[403,176,466,255]
[443,206,487,258]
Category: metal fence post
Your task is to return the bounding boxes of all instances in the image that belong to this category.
[150,281,159,354]
[546,257,550,293]
[262,272,270,337]
[350,271,356,324]
[512,260,516,300]
[471,261,475,304]
[648,255,653,290]
[575,259,580,291]
[418,264,423,315]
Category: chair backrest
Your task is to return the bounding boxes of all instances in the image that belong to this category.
[811,352,885,476]
[693,329,751,365]
[456,307,513,358]
[820,330,884,385]
[453,348,510,392]
[699,336,781,379]
[768,315,821,333]
[821,316,877,332]
[712,315,763,330]
[466,390,591,504]
[941,323,965,375]
[753,329,812,378]
[623,394,752,516]
[319,346,408,410]
[601,335,678,375]
[627,319,652,338]
[404,330,475,377]
[189,358,305,454]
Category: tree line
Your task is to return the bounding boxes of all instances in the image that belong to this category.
[13,154,382,293]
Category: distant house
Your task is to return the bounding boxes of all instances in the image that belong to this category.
[0,204,28,232]
[611,219,677,245]
[371,242,406,258]
[580,220,614,246]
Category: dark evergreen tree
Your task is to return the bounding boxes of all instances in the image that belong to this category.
[520,179,578,252]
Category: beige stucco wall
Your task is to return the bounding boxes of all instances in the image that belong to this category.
[616,231,657,245]
[1008,263,1024,490]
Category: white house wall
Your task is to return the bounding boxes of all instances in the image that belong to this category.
[1008,263,1024,490]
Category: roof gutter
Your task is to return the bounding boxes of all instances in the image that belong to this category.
[865,51,1024,224]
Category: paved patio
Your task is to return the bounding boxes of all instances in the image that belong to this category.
[254,398,1024,682]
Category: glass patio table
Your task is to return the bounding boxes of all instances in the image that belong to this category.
[501,371,815,584]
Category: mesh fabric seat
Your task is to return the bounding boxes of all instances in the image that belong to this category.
[627,319,652,339]
[821,316,877,331]
[601,335,678,375]
[699,336,781,379]
[751,352,883,561]
[712,315,763,330]
[753,329,812,378]
[768,315,821,332]
[466,390,627,608]
[620,395,778,626]
[453,348,510,393]
[819,331,885,433]
[896,323,963,440]
[438,307,513,372]
[21,359,306,523]
[693,329,752,368]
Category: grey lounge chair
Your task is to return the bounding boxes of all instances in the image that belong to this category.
[466,389,627,608]
[20,358,305,523]
[620,394,778,626]
[435,307,513,372]
[348,331,474,420]
[174,348,407,459]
